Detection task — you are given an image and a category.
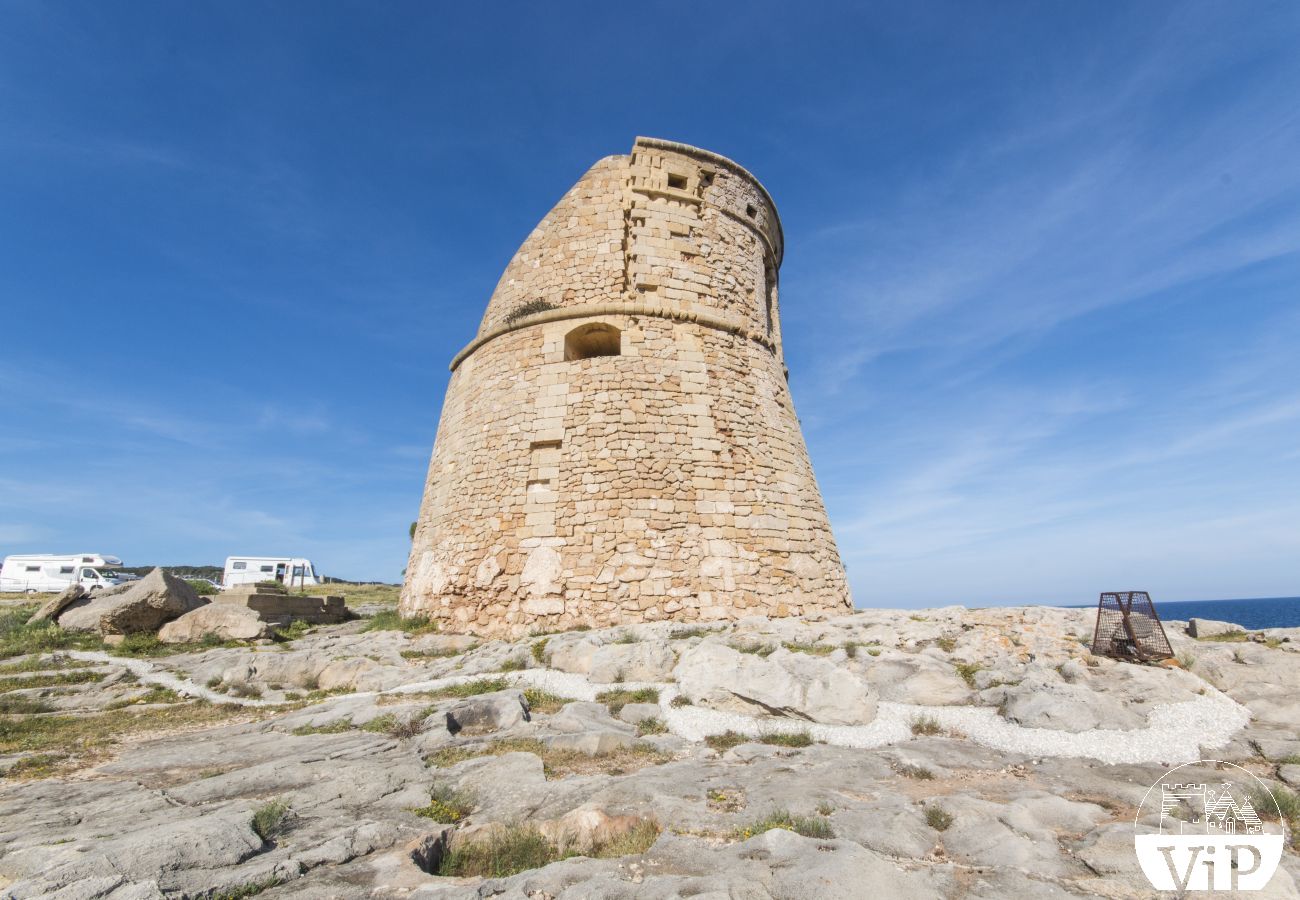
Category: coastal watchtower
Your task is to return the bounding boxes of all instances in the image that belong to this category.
[401,137,852,636]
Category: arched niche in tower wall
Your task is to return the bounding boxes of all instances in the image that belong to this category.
[564,323,621,361]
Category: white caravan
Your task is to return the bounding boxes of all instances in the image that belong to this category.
[0,554,128,593]
[222,556,322,589]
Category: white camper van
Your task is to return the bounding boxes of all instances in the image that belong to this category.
[0,554,128,593]
[222,556,321,589]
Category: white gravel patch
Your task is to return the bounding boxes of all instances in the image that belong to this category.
[385,667,1252,765]
[661,687,1250,765]
[75,654,1250,764]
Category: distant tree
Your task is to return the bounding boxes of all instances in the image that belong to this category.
[409,521,417,541]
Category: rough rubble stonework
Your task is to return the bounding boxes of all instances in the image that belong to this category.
[401,137,852,636]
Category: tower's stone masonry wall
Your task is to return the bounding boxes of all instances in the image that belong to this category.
[403,138,851,637]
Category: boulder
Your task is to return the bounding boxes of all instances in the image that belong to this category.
[547,637,600,675]
[675,642,878,726]
[995,674,1146,732]
[27,584,87,624]
[536,806,649,853]
[880,666,971,705]
[158,604,275,644]
[616,702,663,725]
[548,701,631,735]
[444,690,530,734]
[1188,618,1245,638]
[453,806,648,856]
[56,568,206,635]
[587,641,677,683]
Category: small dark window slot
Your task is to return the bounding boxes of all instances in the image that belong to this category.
[667,174,687,190]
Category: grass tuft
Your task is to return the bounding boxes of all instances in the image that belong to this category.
[0,696,56,714]
[731,642,776,657]
[363,610,437,635]
[3,752,68,779]
[251,798,290,841]
[401,645,472,660]
[437,818,659,877]
[0,669,105,692]
[409,784,475,823]
[760,731,813,748]
[953,662,982,688]
[0,606,103,659]
[896,763,934,780]
[0,654,94,674]
[501,298,556,326]
[426,736,669,779]
[636,717,668,736]
[705,731,748,752]
[924,805,954,831]
[596,687,659,716]
[1196,629,1251,642]
[1251,784,1300,847]
[522,688,573,714]
[273,619,313,641]
[424,678,510,701]
[530,638,550,664]
[360,713,424,739]
[0,698,255,764]
[910,715,943,736]
[291,720,352,736]
[669,695,693,708]
[733,809,835,841]
[109,632,243,657]
[780,641,834,656]
[105,685,183,709]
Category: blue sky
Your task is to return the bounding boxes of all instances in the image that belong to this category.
[1,1,1297,606]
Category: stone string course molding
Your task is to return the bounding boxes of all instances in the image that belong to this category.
[403,136,852,637]
[449,301,779,373]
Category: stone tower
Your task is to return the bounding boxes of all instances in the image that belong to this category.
[401,137,851,636]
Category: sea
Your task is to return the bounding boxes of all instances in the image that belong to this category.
[1068,596,1300,630]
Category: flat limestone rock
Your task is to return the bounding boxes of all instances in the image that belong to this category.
[675,641,878,726]
[7,604,1300,899]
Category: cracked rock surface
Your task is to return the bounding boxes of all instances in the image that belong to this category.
[1,603,1298,898]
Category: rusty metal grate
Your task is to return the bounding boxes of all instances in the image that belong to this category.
[1091,591,1174,661]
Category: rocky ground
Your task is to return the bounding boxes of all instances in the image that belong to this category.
[1,599,1298,899]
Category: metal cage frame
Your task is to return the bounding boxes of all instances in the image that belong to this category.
[1090,591,1174,661]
